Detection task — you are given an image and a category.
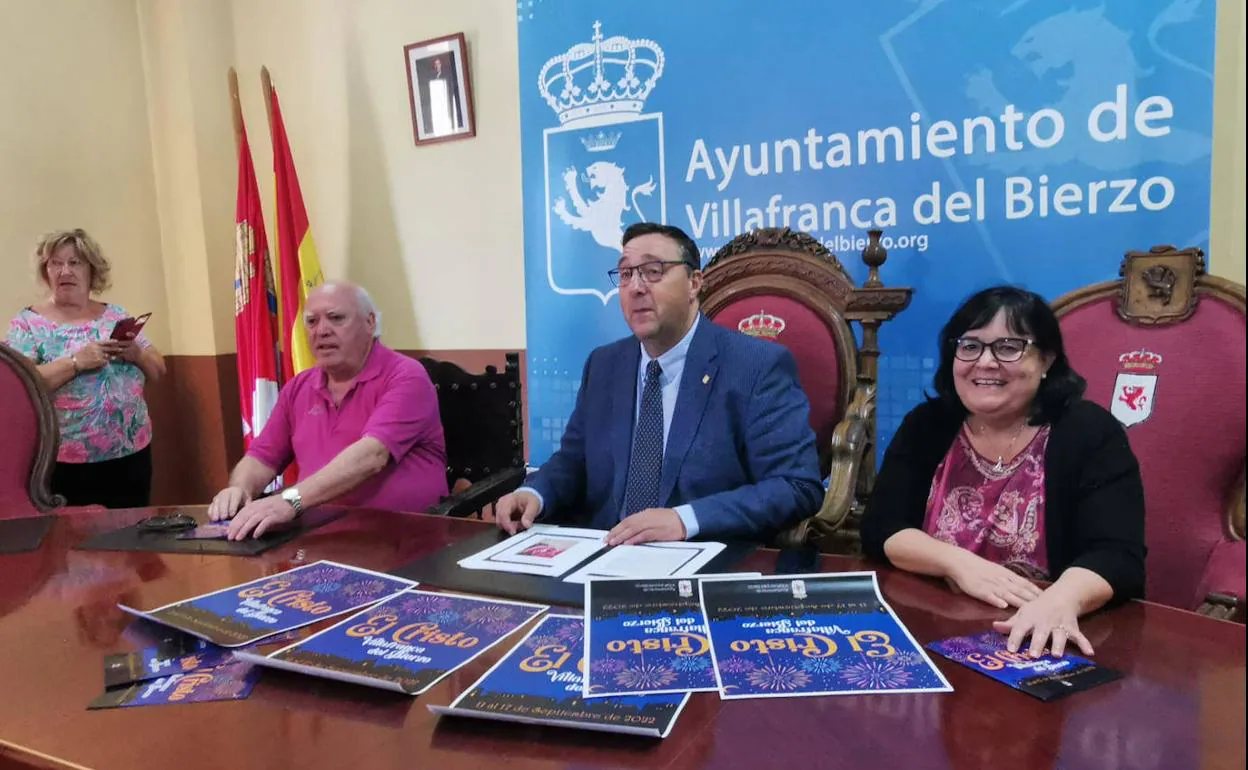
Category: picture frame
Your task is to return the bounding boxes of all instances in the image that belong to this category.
[403,32,477,146]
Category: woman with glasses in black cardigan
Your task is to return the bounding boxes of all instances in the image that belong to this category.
[862,286,1145,659]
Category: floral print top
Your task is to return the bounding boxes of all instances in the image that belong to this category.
[922,425,1052,581]
[5,304,152,464]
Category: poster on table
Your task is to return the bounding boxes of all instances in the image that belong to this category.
[699,573,952,699]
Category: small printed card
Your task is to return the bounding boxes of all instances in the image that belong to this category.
[234,590,547,694]
[118,560,415,647]
[699,573,952,699]
[584,577,717,698]
[103,636,224,689]
[104,629,306,688]
[563,541,727,584]
[429,614,690,738]
[457,525,610,577]
[88,658,261,710]
[927,631,1122,701]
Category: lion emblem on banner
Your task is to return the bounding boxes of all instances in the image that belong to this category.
[537,21,667,302]
[553,161,656,250]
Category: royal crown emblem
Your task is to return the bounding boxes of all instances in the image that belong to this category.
[580,129,622,152]
[538,21,665,125]
[738,310,786,339]
[1117,349,1163,371]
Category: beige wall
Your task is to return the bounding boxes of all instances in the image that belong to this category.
[1211,0,1247,284]
[0,0,170,350]
[229,0,524,352]
[1,0,1244,358]
[136,0,240,356]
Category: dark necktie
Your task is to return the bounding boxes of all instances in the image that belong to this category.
[621,360,664,518]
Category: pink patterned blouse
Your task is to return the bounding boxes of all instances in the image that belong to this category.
[5,304,152,465]
[922,425,1052,580]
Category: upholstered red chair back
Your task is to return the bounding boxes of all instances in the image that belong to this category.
[700,228,912,550]
[1054,247,1246,611]
[0,343,64,520]
[709,295,852,461]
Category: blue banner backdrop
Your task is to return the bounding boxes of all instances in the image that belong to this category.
[518,0,1216,465]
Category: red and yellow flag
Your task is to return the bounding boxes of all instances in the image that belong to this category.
[233,118,281,449]
[268,84,324,379]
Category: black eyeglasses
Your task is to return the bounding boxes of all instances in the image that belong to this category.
[954,337,1033,363]
[607,260,689,287]
[137,513,197,533]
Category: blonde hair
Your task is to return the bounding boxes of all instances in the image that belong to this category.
[34,228,112,294]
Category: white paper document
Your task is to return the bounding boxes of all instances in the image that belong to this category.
[457,525,609,577]
[562,541,727,583]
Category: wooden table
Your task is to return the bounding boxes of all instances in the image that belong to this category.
[0,507,1243,770]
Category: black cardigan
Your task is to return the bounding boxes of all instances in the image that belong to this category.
[861,398,1146,601]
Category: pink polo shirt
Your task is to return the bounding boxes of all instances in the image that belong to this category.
[247,343,448,512]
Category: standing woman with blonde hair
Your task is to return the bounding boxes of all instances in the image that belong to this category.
[5,229,165,507]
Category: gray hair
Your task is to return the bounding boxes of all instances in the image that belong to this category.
[353,284,383,339]
[318,281,382,338]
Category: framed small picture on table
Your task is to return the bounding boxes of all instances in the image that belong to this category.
[404,32,477,146]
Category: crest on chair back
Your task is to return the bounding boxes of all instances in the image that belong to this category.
[1111,349,1163,427]
[1117,245,1205,326]
[737,310,786,341]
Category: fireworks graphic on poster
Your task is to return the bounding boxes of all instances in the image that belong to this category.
[672,655,711,673]
[746,663,812,692]
[464,604,519,633]
[719,656,756,674]
[839,657,913,690]
[615,663,678,690]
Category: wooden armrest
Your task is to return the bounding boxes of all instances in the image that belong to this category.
[773,386,875,550]
[427,468,525,518]
[1197,592,1246,624]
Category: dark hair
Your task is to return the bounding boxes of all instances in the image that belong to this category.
[932,285,1086,424]
[622,222,700,271]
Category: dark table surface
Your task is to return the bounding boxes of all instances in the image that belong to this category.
[0,506,1243,770]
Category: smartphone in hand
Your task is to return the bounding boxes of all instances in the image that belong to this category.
[110,312,152,341]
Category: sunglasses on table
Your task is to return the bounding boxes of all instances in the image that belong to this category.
[136,513,197,533]
[953,337,1034,363]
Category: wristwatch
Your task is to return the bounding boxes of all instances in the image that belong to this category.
[280,487,304,517]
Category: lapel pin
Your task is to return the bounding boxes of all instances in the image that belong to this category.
[702,374,710,385]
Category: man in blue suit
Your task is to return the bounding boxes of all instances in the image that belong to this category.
[495,223,823,544]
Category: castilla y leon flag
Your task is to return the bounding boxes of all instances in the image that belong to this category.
[268,82,324,379]
[233,119,281,450]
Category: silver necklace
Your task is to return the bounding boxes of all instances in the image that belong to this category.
[971,419,1027,473]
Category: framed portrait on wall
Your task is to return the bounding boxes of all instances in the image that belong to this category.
[404,32,476,146]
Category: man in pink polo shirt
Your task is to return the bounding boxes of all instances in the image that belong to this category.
[207,281,448,539]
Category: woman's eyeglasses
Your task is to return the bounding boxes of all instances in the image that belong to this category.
[136,513,197,533]
[953,337,1033,363]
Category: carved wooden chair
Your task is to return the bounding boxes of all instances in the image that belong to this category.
[700,228,912,551]
[1053,246,1246,622]
[0,342,70,519]
[419,353,526,518]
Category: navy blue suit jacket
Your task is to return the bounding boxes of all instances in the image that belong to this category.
[526,316,824,540]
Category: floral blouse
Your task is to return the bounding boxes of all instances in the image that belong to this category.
[5,304,152,464]
[922,425,1052,581]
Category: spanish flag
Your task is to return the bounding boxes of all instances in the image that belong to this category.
[268,83,323,378]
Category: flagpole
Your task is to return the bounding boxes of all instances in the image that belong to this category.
[228,67,244,157]
[258,64,285,380]
[260,66,275,139]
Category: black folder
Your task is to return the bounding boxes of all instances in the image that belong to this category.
[392,528,756,608]
[74,508,345,556]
